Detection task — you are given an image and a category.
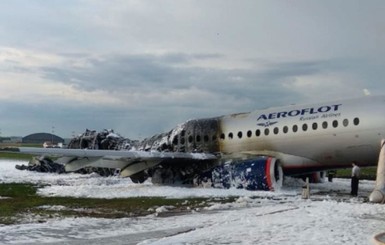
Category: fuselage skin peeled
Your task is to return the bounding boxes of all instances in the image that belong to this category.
[142,95,385,176]
[16,95,385,188]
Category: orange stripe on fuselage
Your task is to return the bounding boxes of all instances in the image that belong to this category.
[265,157,273,191]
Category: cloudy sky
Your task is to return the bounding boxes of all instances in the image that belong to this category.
[1,0,385,139]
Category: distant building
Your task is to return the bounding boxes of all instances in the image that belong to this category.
[0,137,22,143]
[22,133,65,145]
[0,137,11,143]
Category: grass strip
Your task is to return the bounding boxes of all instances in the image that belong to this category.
[0,183,236,225]
[0,152,33,160]
[335,167,377,180]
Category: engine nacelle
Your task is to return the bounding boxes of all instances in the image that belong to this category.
[209,157,283,191]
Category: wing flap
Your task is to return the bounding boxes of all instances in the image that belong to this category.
[120,160,162,177]
[17,147,218,176]
[18,147,217,160]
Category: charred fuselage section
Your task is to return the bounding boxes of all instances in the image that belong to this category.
[38,119,223,184]
[135,117,222,184]
[15,118,284,190]
[137,117,221,153]
[68,129,136,151]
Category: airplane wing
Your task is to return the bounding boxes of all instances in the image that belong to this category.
[16,147,218,177]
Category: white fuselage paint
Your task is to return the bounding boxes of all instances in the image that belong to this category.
[16,95,385,179]
[217,96,385,173]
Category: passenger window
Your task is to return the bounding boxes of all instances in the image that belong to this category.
[196,135,201,142]
[172,136,178,145]
[188,135,193,143]
[228,132,233,139]
[256,129,261,137]
[283,126,288,134]
[204,135,209,142]
[343,119,349,127]
[181,130,185,137]
[302,124,308,131]
[332,120,338,128]
[273,127,279,134]
[264,128,270,136]
[220,133,225,140]
[212,135,217,141]
[322,121,328,129]
[354,117,360,126]
[292,125,298,133]
[180,138,185,144]
[247,130,252,138]
[238,131,243,139]
[312,122,318,130]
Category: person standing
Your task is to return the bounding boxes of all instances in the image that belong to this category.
[351,162,360,196]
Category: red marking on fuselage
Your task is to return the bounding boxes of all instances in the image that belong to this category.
[265,157,273,190]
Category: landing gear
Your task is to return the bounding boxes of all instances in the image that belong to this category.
[130,171,148,183]
[151,167,175,184]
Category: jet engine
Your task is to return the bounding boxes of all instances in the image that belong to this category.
[208,157,283,191]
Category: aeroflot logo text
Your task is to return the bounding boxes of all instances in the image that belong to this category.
[257,104,342,121]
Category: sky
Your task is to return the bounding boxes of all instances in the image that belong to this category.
[1,1,385,139]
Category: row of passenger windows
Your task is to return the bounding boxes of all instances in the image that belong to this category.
[222,118,360,140]
[173,134,217,145]
[172,118,360,145]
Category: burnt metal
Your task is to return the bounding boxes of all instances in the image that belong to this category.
[16,118,223,183]
[67,129,136,150]
[138,117,221,153]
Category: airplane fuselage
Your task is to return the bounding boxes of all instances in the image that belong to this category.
[150,95,385,175]
[16,95,385,188]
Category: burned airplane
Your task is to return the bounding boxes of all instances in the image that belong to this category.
[14,95,385,191]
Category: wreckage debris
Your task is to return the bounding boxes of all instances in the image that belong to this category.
[15,129,133,177]
[67,129,135,150]
[16,156,65,174]
[16,123,220,185]
[15,156,117,176]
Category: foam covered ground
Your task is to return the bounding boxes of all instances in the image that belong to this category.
[0,159,384,245]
